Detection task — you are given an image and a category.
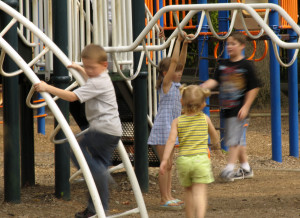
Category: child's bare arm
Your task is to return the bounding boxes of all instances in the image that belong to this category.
[34,81,78,102]
[177,34,194,70]
[159,118,178,175]
[162,32,184,93]
[206,115,220,150]
[200,79,219,90]
[238,87,260,120]
[67,62,89,81]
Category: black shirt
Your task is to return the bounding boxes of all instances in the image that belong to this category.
[213,58,261,118]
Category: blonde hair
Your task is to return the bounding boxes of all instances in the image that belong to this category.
[81,44,107,63]
[180,85,211,114]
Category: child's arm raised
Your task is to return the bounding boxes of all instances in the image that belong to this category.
[159,118,178,175]
[162,32,185,94]
[177,34,194,71]
[206,115,220,150]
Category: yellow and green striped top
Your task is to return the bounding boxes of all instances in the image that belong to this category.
[177,112,208,156]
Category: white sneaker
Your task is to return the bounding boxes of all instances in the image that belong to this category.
[233,167,254,180]
[219,169,235,182]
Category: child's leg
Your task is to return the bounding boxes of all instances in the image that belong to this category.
[227,145,240,165]
[223,117,247,173]
[192,183,207,218]
[157,145,178,205]
[239,146,248,163]
[184,186,194,218]
[238,122,251,172]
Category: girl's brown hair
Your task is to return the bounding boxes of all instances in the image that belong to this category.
[156,58,183,89]
[81,44,107,63]
[180,84,211,114]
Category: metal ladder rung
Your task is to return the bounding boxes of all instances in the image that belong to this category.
[108,163,125,173]
[107,208,140,218]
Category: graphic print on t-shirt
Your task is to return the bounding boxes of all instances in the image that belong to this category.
[219,65,246,109]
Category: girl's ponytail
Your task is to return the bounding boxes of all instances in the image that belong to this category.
[156,57,171,89]
[179,84,187,95]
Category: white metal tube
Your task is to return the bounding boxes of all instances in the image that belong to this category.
[85,0,91,45]
[103,3,300,52]
[0,18,17,37]
[147,12,152,120]
[74,0,79,61]
[92,0,98,44]
[103,0,108,46]
[32,0,38,73]
[98,0,104,45]
[121,0,127,62]
[67,0,72,59]
[38,0,43,58]
[25,0,30,40]
[80,0,85,51]
[19,0,24,35]
[111,0,117,72]
[126,0,133,75]
[239,8,269,39]
[0,1,85,84]
[116,0,122,62]
[116,141,148,218]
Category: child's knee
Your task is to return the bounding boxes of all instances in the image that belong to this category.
[166,161,173,171]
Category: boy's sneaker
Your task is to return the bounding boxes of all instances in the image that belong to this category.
[233,167,254,180]
[75,208,95,218]
[219,169,235,182]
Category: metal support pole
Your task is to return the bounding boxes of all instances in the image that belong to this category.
[218,0,229,151]
[37,93,46,135]
[1,0,20,203]
[287,29,299,158]
[198,0,209,115]
[19,34,35,187]
[20,77,35,187]
[52,0,71,199]
[132,0,148,192]
[269,0,282,162]
[133,72,149,192]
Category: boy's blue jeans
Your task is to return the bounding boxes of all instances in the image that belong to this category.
[71,130,120,212]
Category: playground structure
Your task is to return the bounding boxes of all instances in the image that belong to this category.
[0,0,299,217]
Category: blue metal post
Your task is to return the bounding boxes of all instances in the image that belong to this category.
[287,29,299,158]
[159,0,163,26]
[37,93,46,135]
[269,0,282,162]
[218,0,229,151]
[197,0,209,115]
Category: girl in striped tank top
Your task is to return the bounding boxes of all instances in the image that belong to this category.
[160,85,219,218]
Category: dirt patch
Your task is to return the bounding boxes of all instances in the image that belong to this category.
[0,115,300,217]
